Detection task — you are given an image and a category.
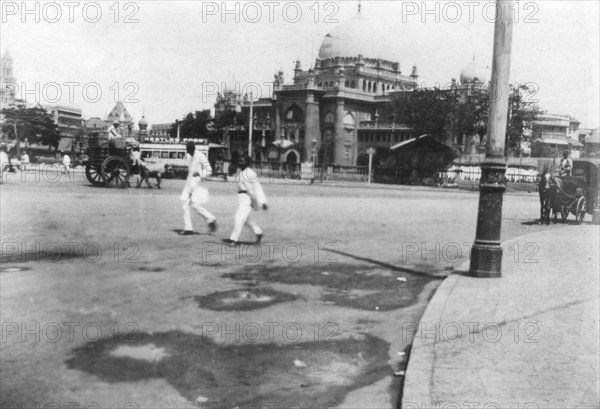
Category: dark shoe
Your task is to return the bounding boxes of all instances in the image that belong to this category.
[255,233,263,244]
[222,238,240,247]
[180,230,194,236]
[208,220,217,233]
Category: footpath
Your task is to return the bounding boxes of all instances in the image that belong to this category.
[403,223,600,409]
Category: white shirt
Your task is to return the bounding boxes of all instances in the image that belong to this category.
[107,125,121,140]
[63,155,71,166]
[0,151,8,169]
[185,150,212,187]
[130,151,141,166]
[21,154,30,163]
[238,167,267,205]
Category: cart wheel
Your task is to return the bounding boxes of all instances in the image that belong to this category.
[576,196,587,225]
[560,206,569,221]
[101,156,130,188]
[85,163,104,186]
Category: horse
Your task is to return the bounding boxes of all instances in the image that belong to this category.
[538,169,557,224]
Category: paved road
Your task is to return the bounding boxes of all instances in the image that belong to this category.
[0,174,572,408]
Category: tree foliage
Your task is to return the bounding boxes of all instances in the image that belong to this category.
[392,83,543,156]
[169,110,218,142]
[1,106,61,150]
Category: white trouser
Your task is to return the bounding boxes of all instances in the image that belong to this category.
[180,183,215,231]
[230,193,262,242]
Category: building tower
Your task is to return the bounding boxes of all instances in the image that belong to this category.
[1,50,16,107]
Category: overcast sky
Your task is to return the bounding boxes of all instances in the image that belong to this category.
[1,0,598,128]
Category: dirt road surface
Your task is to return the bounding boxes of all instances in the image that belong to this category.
[0,171,567,408]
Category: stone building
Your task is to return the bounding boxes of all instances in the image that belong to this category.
[531,113,584,157]
[106,101,135,138]
[215,5,420,166]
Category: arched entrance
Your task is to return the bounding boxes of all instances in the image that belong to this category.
[285,150,299,164]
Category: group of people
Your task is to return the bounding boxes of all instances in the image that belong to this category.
[179,141,267,246]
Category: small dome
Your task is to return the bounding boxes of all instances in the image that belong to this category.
[460,59,489,84]
[138,116,148,129]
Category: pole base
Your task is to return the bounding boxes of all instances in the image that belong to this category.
[467,242,503,278]
[592,207,600,225]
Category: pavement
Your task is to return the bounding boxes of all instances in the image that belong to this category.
[403,223,600,409]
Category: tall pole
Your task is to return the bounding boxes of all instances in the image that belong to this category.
[468,0,514,278]
[248,91,254,159]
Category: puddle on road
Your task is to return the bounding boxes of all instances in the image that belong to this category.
[193,288,297,311]
[66,331,390,406]
[223,263,432,311]
[110,344,170,362]
[0,266,32,273]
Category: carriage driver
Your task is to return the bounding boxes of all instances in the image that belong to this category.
[558,150,573,177]
[107,121,122,140]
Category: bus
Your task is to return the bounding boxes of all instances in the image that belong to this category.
[139,142,228,178]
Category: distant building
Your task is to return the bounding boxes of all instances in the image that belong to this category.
[584,128,600,158]
[85,117,108,131]
[531,113,584,157]
[106,101,135,138]
[1,50,16,108]
[45,104,83,138]
[214,4,420,166]
[148,123,174,140]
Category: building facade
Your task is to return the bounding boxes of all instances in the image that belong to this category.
[106,101,135,138]
[215,6,420,166]
[531,113,584,157]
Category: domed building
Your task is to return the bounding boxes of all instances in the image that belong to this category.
[216,3,420,166]
[459,57,489,85]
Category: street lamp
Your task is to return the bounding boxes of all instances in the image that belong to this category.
[468,0,514,278]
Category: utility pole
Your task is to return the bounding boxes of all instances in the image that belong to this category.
[248,91,254,159]
[468,0,514,278]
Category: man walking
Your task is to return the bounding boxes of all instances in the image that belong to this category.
[224,156,268,246]
[62,151,71,175]
[180,141,217,235]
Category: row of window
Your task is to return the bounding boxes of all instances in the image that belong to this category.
[141,151,186,159]
[318,79,398,94]
[358,133,409,144]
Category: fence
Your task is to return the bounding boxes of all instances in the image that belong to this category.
[220,161,540,186]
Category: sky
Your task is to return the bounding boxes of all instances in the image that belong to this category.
[1,0,599,128]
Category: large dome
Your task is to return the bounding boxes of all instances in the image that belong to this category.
[318,12,393,60]
[460,60,489,84]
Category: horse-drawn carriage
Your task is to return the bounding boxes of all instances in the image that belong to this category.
[83,136,133,187]
[539,159,600,224]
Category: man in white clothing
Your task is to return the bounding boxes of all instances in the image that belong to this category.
[107,121,122,139]
[180,141,217,235]
[62,152,71,175]
[223,156,268,246]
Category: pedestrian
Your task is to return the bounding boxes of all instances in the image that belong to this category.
[0,144,9,182]
[180,141,217,235]
[62,151,71,175]
[223,156,268,246]
[20,151,30,171]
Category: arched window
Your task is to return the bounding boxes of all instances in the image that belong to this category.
[373,82,377,93]
[345,80,349,87]
[368,81,372,93]
[324,111,334,124]
[284,104,304,123]
[343,112,355,128]
[351,80,356,88]
[362,80,366,92]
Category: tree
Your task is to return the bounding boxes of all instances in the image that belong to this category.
[1,106,61,153]
[505,84,544,156]
[392,83,543,156]
[169,110,221,143]
[392,88,458,140]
